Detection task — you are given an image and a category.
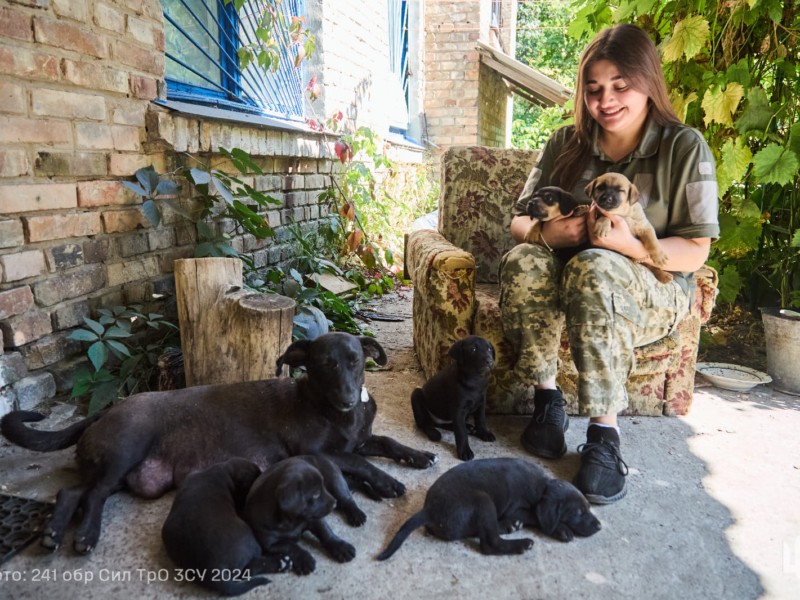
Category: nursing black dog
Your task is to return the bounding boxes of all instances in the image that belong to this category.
[0,333,437,554]
[242,456,358,576]
[377,458,601,559]
[161,458,288,597]
[411,335,496,460]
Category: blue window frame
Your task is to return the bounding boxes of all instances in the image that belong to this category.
[387,0,409,134]
[162,0,305,121]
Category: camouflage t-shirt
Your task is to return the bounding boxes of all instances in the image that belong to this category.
[513,117,720,288]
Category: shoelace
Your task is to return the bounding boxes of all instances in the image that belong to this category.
[577,440,630,476]
[534,400,566,428]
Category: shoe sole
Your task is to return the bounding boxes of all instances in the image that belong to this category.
[583,483,627,505]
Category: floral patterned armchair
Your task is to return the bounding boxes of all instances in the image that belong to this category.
[406,146,718,417]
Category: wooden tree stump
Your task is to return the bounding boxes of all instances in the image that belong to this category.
[174,257,296,387]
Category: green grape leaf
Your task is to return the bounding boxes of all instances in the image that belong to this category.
[662,15,709,63]
[752,145,799,186]
[702,82,744,126]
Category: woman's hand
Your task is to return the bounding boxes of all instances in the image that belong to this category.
[539,213,589,249]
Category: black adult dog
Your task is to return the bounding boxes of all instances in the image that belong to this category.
[376,458,601,559]
[161,458,288,597]
[0,333,437,554]
[411,335,496,460]
[243,456,358,576]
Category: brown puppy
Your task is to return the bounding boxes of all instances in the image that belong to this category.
[523,186,590,244]
[585,173,672,283]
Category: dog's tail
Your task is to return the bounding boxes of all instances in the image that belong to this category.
[376,510,428,561]
[1,410,105,452]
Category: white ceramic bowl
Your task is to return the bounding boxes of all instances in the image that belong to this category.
[696,362,772,392]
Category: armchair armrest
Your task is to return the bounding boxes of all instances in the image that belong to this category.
[405,229,477,378]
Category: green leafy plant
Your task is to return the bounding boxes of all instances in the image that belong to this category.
[569,1,800,309]
[69,306,179,414]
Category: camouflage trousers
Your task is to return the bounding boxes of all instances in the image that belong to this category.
[499,244,691,416]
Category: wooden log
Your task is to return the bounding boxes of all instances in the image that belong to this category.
[174,257,296,387]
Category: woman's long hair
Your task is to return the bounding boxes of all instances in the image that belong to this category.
[551,24,681,191]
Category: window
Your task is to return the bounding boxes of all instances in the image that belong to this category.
[162,0,305,121]
[387,0,409,134]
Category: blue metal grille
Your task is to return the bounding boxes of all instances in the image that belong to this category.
[163,0,305,120]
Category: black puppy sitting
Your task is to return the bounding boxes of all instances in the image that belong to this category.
[377,458,601,560]
[161,458,288,596]
[242,455,358,576]
[411,335,496,461]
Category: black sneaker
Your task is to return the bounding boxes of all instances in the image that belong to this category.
[575,425,629,504]
[520,388,569,458]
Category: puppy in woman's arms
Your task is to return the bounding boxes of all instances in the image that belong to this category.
[585,172,672,283]
[523,186,590,245]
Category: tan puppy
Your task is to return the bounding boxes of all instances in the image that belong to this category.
[523,186,590,245]
[585,173,672,283]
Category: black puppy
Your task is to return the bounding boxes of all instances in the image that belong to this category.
[377,458,601,559]
[161,458,287,597]
[411,335,496,461]
[243,456,357,575]
[0,333,436,554]
[523,186,590,244]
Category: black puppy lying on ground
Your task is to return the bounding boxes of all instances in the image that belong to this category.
[411,335,496,461]
[242,456,358,576]
[376,458,601,559]
[161,458,288,597]
[0,333,436,554]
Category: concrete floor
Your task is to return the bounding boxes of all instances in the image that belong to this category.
[1,293,799,599]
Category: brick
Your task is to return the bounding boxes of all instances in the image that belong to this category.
[24,212,103,242]
[0,149,30,177]
[0,219,24,248]
[106,256,160,286]
[102,207,149,233]
[34,151,108,178]
[126,15,155,46]
[18,331,82,369]
[31,88,106,120]
[112,39,162,74]
[158,246,193,273]
[111,125,141,151]
[32,264,106,306]
[51,0,89,21]
[0,286,34,320]
[93,2,125,33]
[0,116,71,145]
[62,59,129,94]
[77,180,133,207]
[51,300,89,331]
[45,243,84,271]
[148,227,175,251]
[108,153,157,176]
[75,122,114,150]
[0,7,33,41]
[83,238,110,263]
[0,46,60,81]
[117,231,149,257]
[0,310,52,347]
[13,372,56,411]
[0,389,13,418]
[0,250,46,282]
[33,17,108,59]
[129,75,157,100]
[113,102,147,126]
[0,352,28,387]
[0,81,26,114]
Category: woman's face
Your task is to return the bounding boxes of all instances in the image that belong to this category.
[584,59,650,137]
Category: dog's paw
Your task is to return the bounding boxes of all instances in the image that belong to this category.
[594,219,611,238]
[476,429,496,442]
[424,428,442,442]
[551,525,575,543]
[278,556,293,572]
[328,540,356,563]
[457,446,474,461]
[513,538,535,553]
[650,248,669,267]
[499,520,524,534]
[402,451,438,469]
[343,506,367,527]
[371,477,406,498]
[40,529,61,552]
[291,550,316,575]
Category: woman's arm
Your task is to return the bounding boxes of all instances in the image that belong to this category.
[510,214,589,247]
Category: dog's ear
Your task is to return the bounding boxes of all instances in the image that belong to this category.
[447,338,465,360]
[584,180,596,199]
[275,340,312,375]
[627,182,641,205]
[276,480,304,516]
[535,481,574,542]
[559,190,579,215]
[359,336,387,366]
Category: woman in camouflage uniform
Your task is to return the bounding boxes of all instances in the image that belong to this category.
[500,24,719,504]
